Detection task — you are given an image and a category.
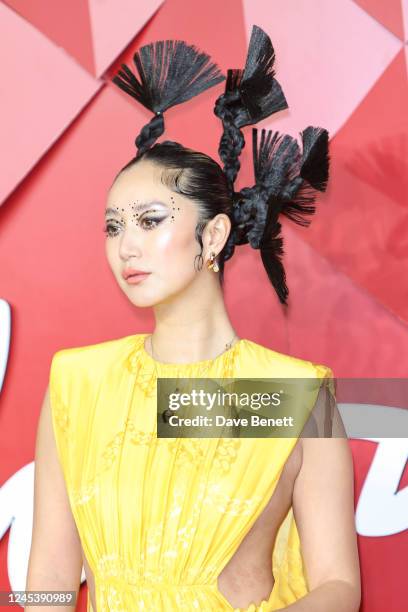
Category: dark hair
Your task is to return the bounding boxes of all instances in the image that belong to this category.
[111,27,330,304]
[115,140,237,288]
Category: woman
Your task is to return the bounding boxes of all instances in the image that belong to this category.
[26,26,361,611]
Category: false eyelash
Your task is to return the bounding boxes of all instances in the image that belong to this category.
[102,223,120,237]
[140,216,163,230]
[102,217,164,237]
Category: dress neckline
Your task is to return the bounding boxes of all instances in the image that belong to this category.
[137,333,246,369]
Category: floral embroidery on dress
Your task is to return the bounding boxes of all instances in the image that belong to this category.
[70,427,127,506]
[126,350,157,397]
[97,553,140,583]
[126,334,241,399]
[96,551,201,587]
[50,388,70,434]
[71,482,100,506]
[68,339,246,512]
[52,336,314,611]
[125,419,157,445]
[202,482,263,516]
[212,439,241,475]
[100,430,127,468]
[98,582,126,612]
[166,438,206,467]
[66,337,241,508]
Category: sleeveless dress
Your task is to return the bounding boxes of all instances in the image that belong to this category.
[48,333,334,611]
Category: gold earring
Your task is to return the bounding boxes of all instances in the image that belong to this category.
[207,251,219,272]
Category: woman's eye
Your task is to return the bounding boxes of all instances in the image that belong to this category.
[140,216,163,230]
[103,216,164,236]
[103,223,120,237]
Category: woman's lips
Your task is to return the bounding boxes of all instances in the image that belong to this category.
[125,273,151,284]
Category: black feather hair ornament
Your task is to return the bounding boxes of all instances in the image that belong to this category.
[111,25,331,305]
[233,24,289,126]
[223,125,329,304]
[112,39,225,156]
[214,25,288,192]
[251,126,330,304]
[212,26,330,305]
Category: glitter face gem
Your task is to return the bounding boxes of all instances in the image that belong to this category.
[103,199,181,238]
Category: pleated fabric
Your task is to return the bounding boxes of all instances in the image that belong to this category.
[49,333,332,611]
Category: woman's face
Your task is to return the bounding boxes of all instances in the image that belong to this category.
[104,160,204,307]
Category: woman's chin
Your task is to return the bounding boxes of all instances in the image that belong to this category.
[118,277,158,306]
[122,287,164,308]
[119,278,189,308]
[126,294,160,308]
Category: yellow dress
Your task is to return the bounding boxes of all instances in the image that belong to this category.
[48,333,333,611]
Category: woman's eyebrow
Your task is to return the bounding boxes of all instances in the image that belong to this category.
[105,201,168,216]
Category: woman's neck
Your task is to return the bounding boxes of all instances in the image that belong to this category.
[146,281,239,363]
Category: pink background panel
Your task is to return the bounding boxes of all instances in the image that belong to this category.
[0,2,101,205]
[301,50,408,325]
[243,0,402,139]
[2,0,95,73]
[2,0,165,77]
[403,0,408,40]
[106,0,247,88]
[88,0,164,77]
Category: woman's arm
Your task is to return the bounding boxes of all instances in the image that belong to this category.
[279,437,361,611]
[25,386,83,610]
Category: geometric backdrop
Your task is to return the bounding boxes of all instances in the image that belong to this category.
[0,1,407,611]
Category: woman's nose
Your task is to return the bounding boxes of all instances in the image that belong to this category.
[118,226,144,260]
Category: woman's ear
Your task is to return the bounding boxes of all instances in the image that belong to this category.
[203,213,232,254]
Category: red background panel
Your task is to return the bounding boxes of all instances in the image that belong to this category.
[354,0,405,40]
[2,0,95,73]
[303,49,408,326]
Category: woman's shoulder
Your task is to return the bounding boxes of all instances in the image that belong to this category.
[241,338,334,379]
[50,333,141,374]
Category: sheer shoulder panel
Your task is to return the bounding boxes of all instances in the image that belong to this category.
[299,371,348,439]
